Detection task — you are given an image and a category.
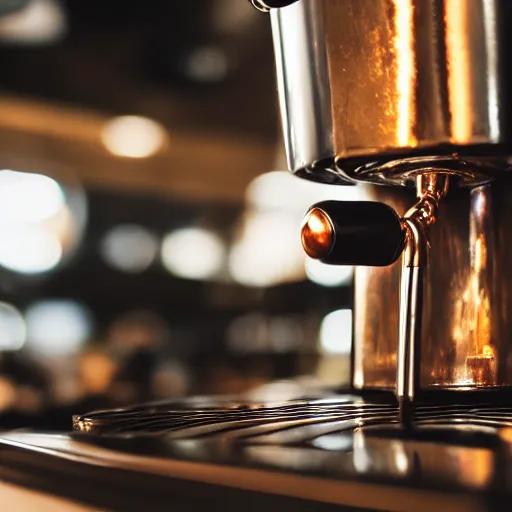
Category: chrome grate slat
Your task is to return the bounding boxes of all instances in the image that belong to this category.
[73,398,512,447]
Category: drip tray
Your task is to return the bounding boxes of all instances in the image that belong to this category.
[1,394,511,511]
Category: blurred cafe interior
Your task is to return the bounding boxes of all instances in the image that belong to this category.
[0,0,356,431]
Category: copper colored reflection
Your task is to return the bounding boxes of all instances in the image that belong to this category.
[301,208,334,259]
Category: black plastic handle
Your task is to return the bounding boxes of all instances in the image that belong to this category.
[301,201,406,266]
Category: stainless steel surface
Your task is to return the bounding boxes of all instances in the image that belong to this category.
[271,0,512,185]
[354,182,512,390]
[5,399,511,512]
[268,0,512,393]
[271,0,349,183]
[397,239,423,412]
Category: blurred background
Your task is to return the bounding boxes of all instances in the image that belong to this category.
[0,0,356,430]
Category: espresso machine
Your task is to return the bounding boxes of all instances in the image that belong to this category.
[2,1,512,510]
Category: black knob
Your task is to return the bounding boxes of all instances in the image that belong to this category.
[251,1,300,12]
[301,201,406,266]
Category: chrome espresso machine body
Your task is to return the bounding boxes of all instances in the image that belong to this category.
[2,1,512,511]
[270,0,512,405]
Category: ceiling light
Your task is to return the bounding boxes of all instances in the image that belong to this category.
[161,227,225,280]
[101,116,167,159]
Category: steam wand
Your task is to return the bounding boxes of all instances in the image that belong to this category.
[300,172,448,426]
[397,173,448,425]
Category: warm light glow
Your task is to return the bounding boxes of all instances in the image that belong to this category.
[101,116,167,158]
[482,344,494,359]
[0,302,26,351]
[161,227,225,280]
[474,236,487,271]
[307,213,325,234]
[229,211,304,287]
[319,309,352,355]
[392,442,409,474]
[445,0,472,142]
[0,0,66,45]
[305,257,353,287]
[393,0,416,146]
[483,0,500,141]
[101,224,159,273]
[25,300,92,356]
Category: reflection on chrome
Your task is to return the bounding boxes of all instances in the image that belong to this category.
[482,0,500,141]
[312,433,353,452]
[391,440,409,475]
[353,430,371,473]
[445,0,472,142]
[392,0,416,147]
[452,186,496,386]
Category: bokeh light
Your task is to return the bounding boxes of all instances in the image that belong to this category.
[101,224,159,273]
[0,302,26,351]
[183,45,230,83]
[0,170,64,222]
[246,170,368,212]
[0,0,66,45]
[25,300,93,356]
[229,211,304,287]
[318,309,352,355]
[161,227,225,280]
[0,170,85,275]
[305,257,353,287]
[101,115,167,158]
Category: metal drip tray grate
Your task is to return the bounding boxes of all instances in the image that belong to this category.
[73,396,512,446]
